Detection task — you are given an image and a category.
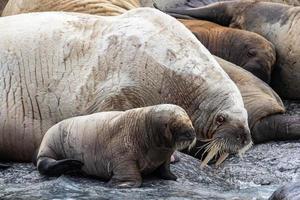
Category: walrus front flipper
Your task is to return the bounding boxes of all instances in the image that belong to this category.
[108,160,142,188]
[155,161,177,181]
[37,157,83,176]
[0,163,11,169]
[252,114,300,143]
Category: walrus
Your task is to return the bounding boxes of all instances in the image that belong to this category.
[157,0,300,99]
[36,104,196,188]
[186,56,300,164]
[2,0,140,16]
[269,182,300,200]
[178,19,276,83]
[0,9,251,165]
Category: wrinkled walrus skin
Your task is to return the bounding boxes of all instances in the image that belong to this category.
[158,0,300,100]
[36,104,196,188]
[0,8,250,162]
[178,19,276,83]
[2,0,140,16]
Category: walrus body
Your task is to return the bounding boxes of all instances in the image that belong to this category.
[179,19,276,83]
[37,104,196,188]
[0,9,250,162]
[2,0,140,16]
[160,1,300,99]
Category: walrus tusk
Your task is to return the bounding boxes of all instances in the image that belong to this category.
[215,152,229,167]
[200,146,218,168]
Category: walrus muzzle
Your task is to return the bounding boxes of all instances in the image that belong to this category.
[200,125,252,167]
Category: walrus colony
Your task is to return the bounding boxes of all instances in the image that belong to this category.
[0,0,299,188]
[0,8,252,182]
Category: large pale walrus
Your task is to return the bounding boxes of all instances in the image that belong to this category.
[2,0,140,16]
[178,19,276,83]
[36,104,196,188]
[158,0,300,100]
[0,9,251,164]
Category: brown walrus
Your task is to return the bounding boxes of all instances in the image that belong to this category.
[0,9,251,164]
[178,19,276,83]
[36,104,196,188]
[2,0,140,16]
[157,0,300,100]
[187,57,300,164]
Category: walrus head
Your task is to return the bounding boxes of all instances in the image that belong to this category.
[146,104,197,151]
[230,32,276,83]
[189,82,253,167]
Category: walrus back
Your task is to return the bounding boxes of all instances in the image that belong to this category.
[2,0,140,16]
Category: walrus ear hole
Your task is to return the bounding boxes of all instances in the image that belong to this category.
[247,49,257,57]
[216,115,226,125]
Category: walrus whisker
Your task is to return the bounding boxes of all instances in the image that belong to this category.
[238,141,253,158]
[201,144,219,168]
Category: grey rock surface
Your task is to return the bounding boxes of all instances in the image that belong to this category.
[1,101,299,199]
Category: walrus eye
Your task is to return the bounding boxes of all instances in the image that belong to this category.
[216,115,225,125]
[247,49,257,57]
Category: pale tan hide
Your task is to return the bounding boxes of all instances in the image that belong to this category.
[2,0,140,16]
[0,8,249,161]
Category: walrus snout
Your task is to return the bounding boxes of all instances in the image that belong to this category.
[243,61,271,83]
[174,127,196,142]
[213,125,252,153]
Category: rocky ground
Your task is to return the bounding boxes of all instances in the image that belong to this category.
[0,101,299,200]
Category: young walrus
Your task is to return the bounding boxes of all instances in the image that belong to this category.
[36,104,196,188]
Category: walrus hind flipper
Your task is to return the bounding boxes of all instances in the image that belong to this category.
[155,161,177,181]
[107,160,142,188]
[37,157,83,176]
[252,114,300,143]
[0,163,11,169]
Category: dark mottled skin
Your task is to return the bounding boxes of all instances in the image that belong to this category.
[36,105,196,188]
